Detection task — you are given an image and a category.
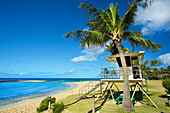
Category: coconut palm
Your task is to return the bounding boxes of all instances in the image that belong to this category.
[105,42,120,55]
[150,59,162,68]
[111,70,117,78]
[63,0,162,112]
[141,60,150,78]
[150,59,162,78]
[104,68,109,74]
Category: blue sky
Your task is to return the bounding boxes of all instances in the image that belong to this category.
[0,0,170,78]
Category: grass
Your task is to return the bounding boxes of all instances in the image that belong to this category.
[57,80,169,113]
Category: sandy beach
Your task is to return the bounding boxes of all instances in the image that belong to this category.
[0,81,89,113]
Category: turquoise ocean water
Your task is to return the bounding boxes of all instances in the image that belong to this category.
[0,78,99,108]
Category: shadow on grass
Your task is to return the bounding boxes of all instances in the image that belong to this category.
[64,97,92,108]
[88,93,108,113]
[159,94,167,98]
[64,99,80,108]
[165,102,169,106]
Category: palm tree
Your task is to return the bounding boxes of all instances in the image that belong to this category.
[111,70,117,78]
[63,0,162,112]
[150,59,162,68]
[105,42,118,55]
[141,60,150,78]
[150,59,162,78]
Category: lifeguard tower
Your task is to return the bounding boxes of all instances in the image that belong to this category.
[78,51,158,108]
[103,51,145,81]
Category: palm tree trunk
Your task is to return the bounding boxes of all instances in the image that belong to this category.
[116,42,135,112]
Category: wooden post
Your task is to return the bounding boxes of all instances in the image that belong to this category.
[113,83,120,91]
[131,84,137,100]
[100,81,102,94]
[49,96,51,110]
[109,83,116,106]
[137,84,158,108]
[92,94,95,113]
[101,82,110,99]
[138,56,142,79]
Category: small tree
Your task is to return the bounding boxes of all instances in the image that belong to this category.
[167,66,170,71]
[162,78,170,94]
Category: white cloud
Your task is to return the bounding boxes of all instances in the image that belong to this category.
[158,53,170,65]
[0,70,12,74]
[71,48,105,62]
[87,68,93,70]
[79,68,94,71]
[19,72,53,75]
[83,27,90,31]
[135,0,170,35]
[57,70,76,76]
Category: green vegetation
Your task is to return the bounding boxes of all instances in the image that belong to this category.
[36,97,56,113]
[141,59,170,79]
[52,102,65,113]
[162,78,170,94]
[56,80,169,113]
[63,0,162,111]
[104,68,109,74]
[123,48,130,53]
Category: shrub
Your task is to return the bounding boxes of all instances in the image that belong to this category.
[161,75,170,80]
[52,102,64,113]
[162,78,170,93]
[36,97,56,113]
[51,97,56,104]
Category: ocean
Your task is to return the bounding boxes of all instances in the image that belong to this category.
[0,78,100,108]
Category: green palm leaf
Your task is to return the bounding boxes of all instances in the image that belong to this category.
[63,30,109,48]
[79,1,112,33]
[123,36,163,52]
[119,0,142,30]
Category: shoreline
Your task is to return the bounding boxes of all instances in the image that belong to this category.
[0,81,89,113]
[0,80,47,82]
[0,82,77,109]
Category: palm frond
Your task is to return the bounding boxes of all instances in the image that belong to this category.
[143,60,150,65]
[108,3,120,28]
[79,1,112,33]
[63,30,109,48]
[119,0,142,30]
[124,31,143,37]
[123,36,163,52]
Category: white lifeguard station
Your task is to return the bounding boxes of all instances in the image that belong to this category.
[105,51,145,81]
[96,51,157,108]
[79,51,158,108]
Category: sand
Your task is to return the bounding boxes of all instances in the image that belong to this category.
[0,81,89,113]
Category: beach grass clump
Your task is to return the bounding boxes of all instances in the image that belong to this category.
[52,102,64,113]
[36,96,56,113]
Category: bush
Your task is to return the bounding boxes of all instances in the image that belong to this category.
[51,97,56,104]
[36,97,56,113]
[161,75,170,80]
[162,78,170,93]
[52,102,64,113]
